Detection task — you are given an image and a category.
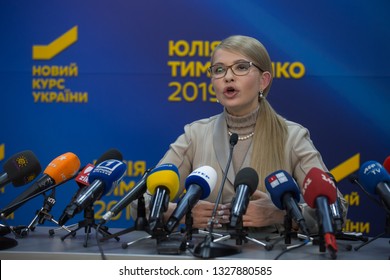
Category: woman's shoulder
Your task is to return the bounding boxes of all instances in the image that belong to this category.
[185,113,221,129]
[284,119,309,131]
[282,119,312,140]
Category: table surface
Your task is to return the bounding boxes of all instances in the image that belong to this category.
[0,225,389,260]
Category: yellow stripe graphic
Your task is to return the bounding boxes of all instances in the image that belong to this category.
[330,153,360,182]
[0,144,4,161]
[32,26,78,60]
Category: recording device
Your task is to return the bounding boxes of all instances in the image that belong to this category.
[230,167,258,228]
[302,167,338,258]
[354,160,390,253]
[75,148,123,188]
[0,150,42,189]
[147,163,180,233]
[326,172,344,233]
[358,161,390,212]
[265,170,309,235]
[100,168,151,225]
[208,133,238,231]
[0,152,81,218]
[165,165,217,234]
[193,133,239,259]
[58,159,127,225]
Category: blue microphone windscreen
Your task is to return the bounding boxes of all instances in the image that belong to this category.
[358,161,390,195]
[265,170,300,210]
[185,166,217,199]
[88,159,126,195]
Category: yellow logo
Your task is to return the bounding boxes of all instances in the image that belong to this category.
[0,144,4,161]
[330,153,360,182]
[32,26,78,60]
[15,155,28,167]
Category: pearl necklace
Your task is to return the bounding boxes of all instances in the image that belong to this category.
[228,131,255,141]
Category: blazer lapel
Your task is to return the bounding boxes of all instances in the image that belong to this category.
[213,113,235,185]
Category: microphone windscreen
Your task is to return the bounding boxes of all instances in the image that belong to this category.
[43,152,80,184]
[229,133,238,146]
[146,163,180,200]
[88,159,127,195]
[265,170,300,209]
[358,161,390,195]
[96,148,123,165]
[234,167,258,195]
[2,150,42,187]
[383,156,390,174]
[302,167,337,208]
[185,165,217,199]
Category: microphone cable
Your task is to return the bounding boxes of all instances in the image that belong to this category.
[96,223,107,260]
[273,234,312,260]
[349,174,390,215]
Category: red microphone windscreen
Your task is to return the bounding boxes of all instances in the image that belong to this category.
[75,163,95,187]
[302,167,337,208]
[383,156,390,173]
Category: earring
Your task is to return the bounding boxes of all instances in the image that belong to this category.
[259,90,264,99]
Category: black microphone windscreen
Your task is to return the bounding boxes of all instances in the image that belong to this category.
[3,150,42,187]
[96,148,123,165]
[230,133,238,146]
[234,167,258,194]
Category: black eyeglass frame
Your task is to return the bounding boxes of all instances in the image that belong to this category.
[207,61,265,78]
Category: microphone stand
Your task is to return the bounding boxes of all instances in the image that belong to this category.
[119,195,179,253]
[100,195,150,242]
[354,213,390,254]
[61,204,119,247]
[0,174,79,219]
[20,189,76,237]
[193,133,241,259]
[215,220,273,250]
[315,209,338,259]
[266,213,299,246]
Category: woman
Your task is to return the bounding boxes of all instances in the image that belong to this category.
[135,35,347,234]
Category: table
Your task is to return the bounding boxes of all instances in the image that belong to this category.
[0,226,389,260]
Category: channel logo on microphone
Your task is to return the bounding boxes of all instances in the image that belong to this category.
[266,171,288,188]
[362,162,382,176]
[93,160,124,176]
[75,163,94,186]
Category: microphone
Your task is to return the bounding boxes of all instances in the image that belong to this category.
[383,156,390,173]
[193,133,239,259]
[58,159,127,226]
[326,172,344,233]
[100,168,151,225]
[147,163,180,233]
[358,161,390,212]
[265,170,310,235]
[0,152,80,218]
[302,167,338,258]
[75,148,123,188]
[230,167,258,228]
[209,133,238,231]
[165,165,217,234]
[0,150,42,188]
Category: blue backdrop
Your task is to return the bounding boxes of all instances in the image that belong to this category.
[1,0,389,236]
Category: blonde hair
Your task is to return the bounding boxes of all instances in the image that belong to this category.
[211,35,288,191]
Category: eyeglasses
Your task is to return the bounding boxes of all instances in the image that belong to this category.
[208,61,264,79]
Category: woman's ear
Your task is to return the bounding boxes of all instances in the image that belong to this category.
[260,71,272,91]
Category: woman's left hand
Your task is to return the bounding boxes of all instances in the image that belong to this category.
[242,190,285,227]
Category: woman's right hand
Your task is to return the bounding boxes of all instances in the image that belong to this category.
[190,200,231,229]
